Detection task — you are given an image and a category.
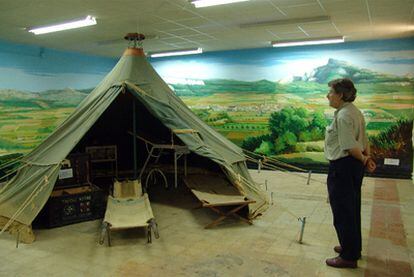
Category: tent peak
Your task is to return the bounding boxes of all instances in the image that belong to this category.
[123,33,146,56]
[124,33,145,42]
[123,47,145,57]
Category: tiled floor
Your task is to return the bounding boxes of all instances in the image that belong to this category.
[0,170,413,276]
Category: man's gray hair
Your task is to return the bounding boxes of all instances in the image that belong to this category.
[328,78,357,102]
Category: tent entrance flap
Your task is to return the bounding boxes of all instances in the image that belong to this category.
[71,92,174,173]
[72,90,225,179]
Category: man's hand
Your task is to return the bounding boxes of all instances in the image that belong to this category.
[365,157,376,173]
[348,148,376,173]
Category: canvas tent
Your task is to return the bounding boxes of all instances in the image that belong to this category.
[0,44,269,242]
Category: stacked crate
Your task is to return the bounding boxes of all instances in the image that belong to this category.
[33,153,105,228]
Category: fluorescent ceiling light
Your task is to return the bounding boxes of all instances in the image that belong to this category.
[28,15,96,35]
[191,0,249,8]
[240,16,330,28]
[272,37,345,47]
[150,48,203,58]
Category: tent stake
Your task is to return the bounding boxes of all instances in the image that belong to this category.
[298,217,306,244]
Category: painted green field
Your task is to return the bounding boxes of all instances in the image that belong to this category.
[182,90,413,147]
[0,106,74,155]
[1,90,411,155]
[277,151,327,164]
[0,80,412,174]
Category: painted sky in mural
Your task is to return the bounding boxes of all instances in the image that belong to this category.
[151,38,414,83]
[1,38,413,91]
[0,40,116,91]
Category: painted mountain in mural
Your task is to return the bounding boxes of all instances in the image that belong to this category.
[171,79,278,96]
[170,59,413,96]
[1,59,410,101]
[0,88,92,156]
[0,88,90,108]
[301,58,413,84]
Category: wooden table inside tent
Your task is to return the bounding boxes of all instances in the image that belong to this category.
[129,129,193,188]
[183,174,256,229]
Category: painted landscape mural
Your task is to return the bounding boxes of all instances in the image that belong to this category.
[0,38,413,178]
[161,57,413,177]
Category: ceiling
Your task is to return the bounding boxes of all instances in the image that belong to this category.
[1,0,413,58]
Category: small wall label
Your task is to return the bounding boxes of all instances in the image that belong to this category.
[384,158,400,166]
[59,168,73,179]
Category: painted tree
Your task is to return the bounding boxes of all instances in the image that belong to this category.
[269,107,309,139]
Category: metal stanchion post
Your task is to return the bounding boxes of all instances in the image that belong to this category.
[306,170,312,185]
[298,217,306,244]
[16,231,20,248]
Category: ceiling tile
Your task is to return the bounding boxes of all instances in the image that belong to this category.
[0,0,412,56]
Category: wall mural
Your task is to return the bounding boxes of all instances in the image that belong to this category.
[151,37,414,178]
[0,38,413,178]
[0,40,116,174]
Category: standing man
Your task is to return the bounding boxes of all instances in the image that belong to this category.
[324,78,376,268]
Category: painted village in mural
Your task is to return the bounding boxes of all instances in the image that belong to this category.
[0,39,413,178]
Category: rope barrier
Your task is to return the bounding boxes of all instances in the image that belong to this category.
[0,156,22,171]
[244,152,326,186]
[0,159,62,183]
[243,148,307,172]
[0,163,28,183]
[0,163,60,237]
[242,149,330,244]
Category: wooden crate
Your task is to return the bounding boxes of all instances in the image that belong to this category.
[33,184,105,228]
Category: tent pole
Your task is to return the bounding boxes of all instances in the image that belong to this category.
[133,100,137,179]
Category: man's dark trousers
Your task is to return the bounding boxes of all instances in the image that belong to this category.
[327,155,364,261]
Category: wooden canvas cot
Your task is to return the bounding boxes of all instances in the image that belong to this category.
[183,174,255,228]
[99,179,159,246]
